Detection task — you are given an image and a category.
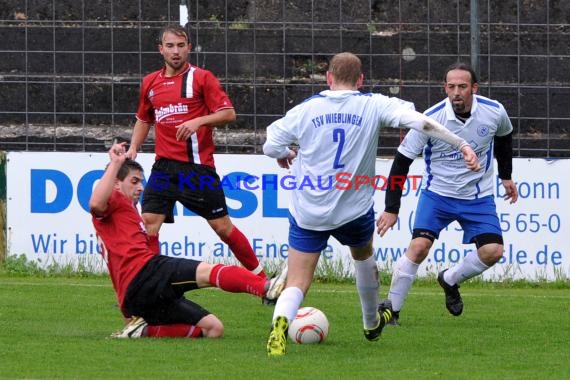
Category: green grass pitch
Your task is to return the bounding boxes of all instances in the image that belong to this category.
[0,275,569,379]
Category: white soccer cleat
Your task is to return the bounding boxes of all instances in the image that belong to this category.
[264,262,288,304]
[110,316,148,339]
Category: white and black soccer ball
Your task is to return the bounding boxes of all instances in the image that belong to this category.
[288,307,329,344]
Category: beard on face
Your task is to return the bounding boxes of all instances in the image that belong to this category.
[452,104,466,113]
[166,59,184,70]
[451,98,466,113]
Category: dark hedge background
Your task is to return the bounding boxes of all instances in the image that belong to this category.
[0,0,568,156]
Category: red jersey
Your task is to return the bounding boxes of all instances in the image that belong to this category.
[92,190,157,309]
[136,63,233,167]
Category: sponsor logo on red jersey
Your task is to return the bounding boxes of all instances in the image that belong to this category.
[155,103,189,122]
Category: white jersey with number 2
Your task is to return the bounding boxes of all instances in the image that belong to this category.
[398,94,513,200]
[264,89,414,230]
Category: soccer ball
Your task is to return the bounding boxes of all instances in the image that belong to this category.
[288,307,329,344]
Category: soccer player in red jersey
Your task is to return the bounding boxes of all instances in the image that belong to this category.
[91,142,283,338]
[125,24,268,280]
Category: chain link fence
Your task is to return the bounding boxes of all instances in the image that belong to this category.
[0,0,568,157]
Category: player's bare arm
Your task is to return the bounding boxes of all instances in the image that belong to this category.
[89,143,127,216]
[175,108,236,141]
[126,120,152,160]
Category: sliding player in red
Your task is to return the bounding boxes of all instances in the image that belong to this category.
[90,142,284,339]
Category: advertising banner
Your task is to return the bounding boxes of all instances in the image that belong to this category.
[6,152,569,281]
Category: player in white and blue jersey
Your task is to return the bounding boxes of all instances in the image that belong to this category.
[264,53,481,357]
[377,62,519,325]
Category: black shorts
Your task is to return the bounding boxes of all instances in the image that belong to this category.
[141,159,228,223]
[123,255,210,326]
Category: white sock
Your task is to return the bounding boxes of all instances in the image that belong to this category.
[388,255,419,312]
[272,286,304,324]
[354,256,379,329]
[251,264,264,276]
[445,252,489,285]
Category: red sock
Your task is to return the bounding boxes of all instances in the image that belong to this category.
[148,234,160,254]
[209,264,267,297]
[146,324,203,338]
[222,227,266,278]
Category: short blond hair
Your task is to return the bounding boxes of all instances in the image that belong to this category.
[328,52,362,86]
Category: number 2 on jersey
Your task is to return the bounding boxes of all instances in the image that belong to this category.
[333,128,345,169]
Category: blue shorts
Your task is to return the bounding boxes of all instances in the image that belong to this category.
[288,207,375,253]
[413,190,502,244]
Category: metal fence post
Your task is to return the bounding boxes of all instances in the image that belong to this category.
[470,0,480,76]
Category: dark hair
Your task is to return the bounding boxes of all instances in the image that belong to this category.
[444,62,478,85]
[158,24,190,44]
[116,159,144,181]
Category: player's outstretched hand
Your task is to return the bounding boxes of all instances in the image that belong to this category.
[277,149,297,169]
[175,119,201,141]
[460,145,481,171]
[125,146,137,160]
[376,212,398,237]
[501,179,518,204]
[110,142,127,163]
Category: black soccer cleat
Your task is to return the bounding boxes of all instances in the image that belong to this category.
[437,269,463,316]
[364,300,393,341]
[379,299,400,326]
